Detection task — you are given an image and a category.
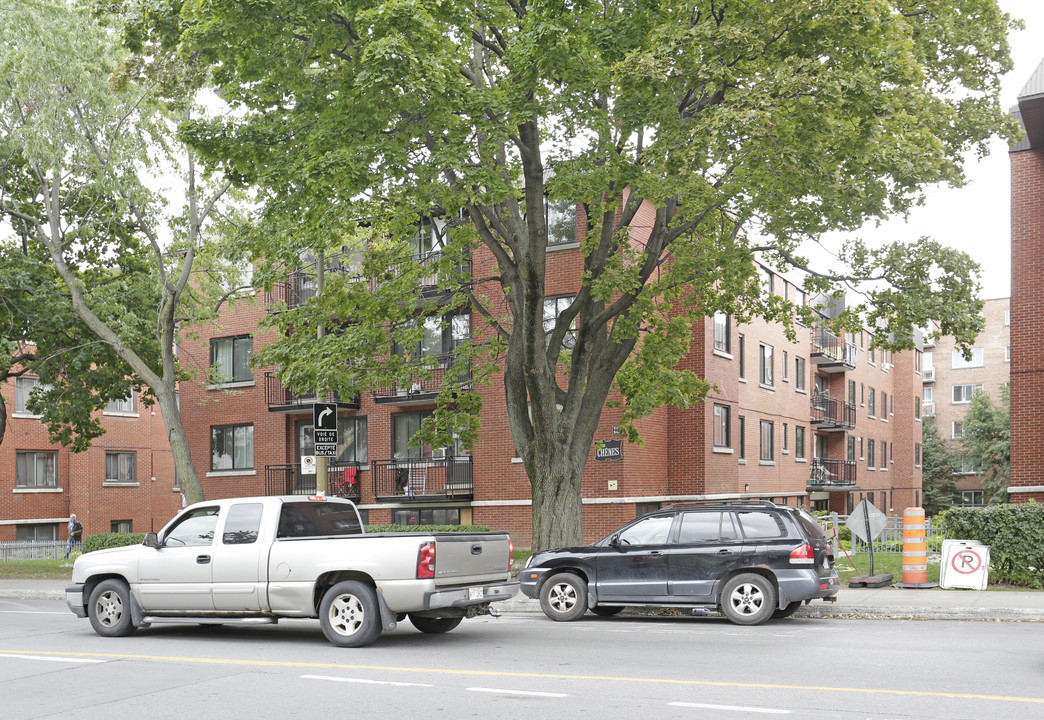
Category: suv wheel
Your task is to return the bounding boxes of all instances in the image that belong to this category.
[539,573,588,622]
[720,573,776,626]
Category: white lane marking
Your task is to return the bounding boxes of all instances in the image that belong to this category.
[302,674,433,688]
[468,687,569,698]
[670,702,790,714]
[0,611,68,615]
[0,653,104,664]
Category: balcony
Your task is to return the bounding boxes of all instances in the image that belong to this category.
[809,392,856,431]
[371,457,474,502]
[372,354,472,404]
[810,329,857,372]
[264,372,360,412]
[386,250,472,297]
[922,367,935,382]
[807,458,857,490]
[923,401,935,417]
[264,250,366,312]
[264,461,363,502]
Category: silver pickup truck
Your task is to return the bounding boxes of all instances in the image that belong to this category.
[66,495,518,647]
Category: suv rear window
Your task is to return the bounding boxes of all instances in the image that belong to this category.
[735,510,787,539]
[793,509,827,540]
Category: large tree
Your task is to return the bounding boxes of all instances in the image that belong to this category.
[961,386,1010,504]
[920,416,959,517]
[0,0,237,504]
[171,0,1015,549]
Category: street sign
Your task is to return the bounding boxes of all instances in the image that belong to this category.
[313,401,338,446]
[314,443,339,458]
[301,456,317,474]
[595,439,622,461]
[940,540,990,590]
[846,500,887,543]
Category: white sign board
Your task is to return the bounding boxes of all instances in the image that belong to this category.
[940,539,990,590]
[301,456,317,475]
[845,500,888,543]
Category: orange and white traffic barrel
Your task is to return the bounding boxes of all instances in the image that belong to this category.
[902,507,928,585]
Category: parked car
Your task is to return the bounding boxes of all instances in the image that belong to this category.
[520,500,839,625]
[66,495,518,647]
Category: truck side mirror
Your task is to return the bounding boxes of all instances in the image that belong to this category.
[143,532,160,548]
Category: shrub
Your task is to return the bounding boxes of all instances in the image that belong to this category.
[943,504,1044,588]
[83,533,146,554]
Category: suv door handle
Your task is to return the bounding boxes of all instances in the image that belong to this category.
[196,555,211,564]
[717,549,733,556]
[648,551,664,557]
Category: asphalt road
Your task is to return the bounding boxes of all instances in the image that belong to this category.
[2,597,1042,720]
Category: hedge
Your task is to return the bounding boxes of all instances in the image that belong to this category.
[943,504,1044,588]
[81,525,490,554]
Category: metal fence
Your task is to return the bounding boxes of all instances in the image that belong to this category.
[818,513,947,555]
[0,540,69,563]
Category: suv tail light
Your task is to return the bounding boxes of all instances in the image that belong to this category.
[416,542,436,579]
[509,540,514,572]
[789,543,815,565]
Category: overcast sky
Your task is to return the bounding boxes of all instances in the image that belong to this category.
[845,0,1044,301]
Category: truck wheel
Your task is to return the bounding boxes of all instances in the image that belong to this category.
[539,573,588,622]
[773,601,803,619]
[88,579,138,637]
[720,573,776,626]
[319,581,382,647]
[408,614,463,634]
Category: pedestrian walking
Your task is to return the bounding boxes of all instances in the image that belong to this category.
[65,514,83,558]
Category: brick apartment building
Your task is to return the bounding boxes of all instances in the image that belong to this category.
[922,298,1011,505]
[1010,57,1044,503]
[0,377,181,543]
[2,211,927,548]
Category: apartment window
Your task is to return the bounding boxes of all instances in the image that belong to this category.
[759,343,774,387]
[915,350,922,373]
[881,392,888,419]
[392,508,462,526]
[105,451,137,483]
[952,348,984,369]
[961,490,984,506]
[848,379,856,405]
[111,520,132,533]
[298,417,368,465]
[105,392,136,414]
[869,347,876,365]
[1006,346,1011,362]
[915,397,921,419]
[952,421,964,439]
[210,424,254,471]
[952,384,983,404]
[211,335,254,383]
[16,524,58,542]
[782,351,789,381]
[795,357,806,392]
[782,423,788,452]
[546,199,577,246]
[759,420,774,462]
[713,313,731,354]
[867,440,876,469]
[543,295,577,349]
[1005,308,1010,326]
[16,451,58,488]
[713,404,731,448]
[738,334,745,379]
[795,426,806,459]
[860,383,865,405]
[738,416,746,460]
[868,388,876,417]
[14,376,47,414]
[847,436,856,462]
[859,436,864,459]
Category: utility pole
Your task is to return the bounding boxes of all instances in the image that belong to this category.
[315,249,328,495]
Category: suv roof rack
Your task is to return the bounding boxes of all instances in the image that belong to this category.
[662,499,781,511]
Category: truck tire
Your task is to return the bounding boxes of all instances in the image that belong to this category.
[408,614,464,634]
[720,573,776,626]
[539,572,588,622]
[318,580,382,647]
[87,579,138,637]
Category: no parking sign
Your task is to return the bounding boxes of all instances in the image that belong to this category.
[940,540,990,590]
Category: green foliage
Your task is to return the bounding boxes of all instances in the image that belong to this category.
[364,524,491,534]
[83,533,147,553]
[921,416,961,516]
[943,504,1044,588]
[960,386,1009,503]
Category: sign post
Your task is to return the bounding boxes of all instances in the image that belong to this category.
[845,500,893,588]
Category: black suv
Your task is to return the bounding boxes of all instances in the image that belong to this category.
[520,500,839,625]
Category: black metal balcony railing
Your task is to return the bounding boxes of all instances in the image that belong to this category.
[370,457,474,501]
[808,458,857,489]
[264,461,363,502]
[810,328,857,372]
[809,392,856,431]
[264,372,360,412]
[384,250,472,295]
[264,250,367,312]
[372,354,472,402]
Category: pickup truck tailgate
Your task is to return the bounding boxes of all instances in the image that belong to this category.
[433,533,511,585]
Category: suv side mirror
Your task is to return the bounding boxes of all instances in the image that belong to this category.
[143,532,160,548]
[609,533,621,548]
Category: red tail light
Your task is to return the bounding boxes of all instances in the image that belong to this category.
[790,543,815,565]
[417,542,436,579]
[509,540,514,572]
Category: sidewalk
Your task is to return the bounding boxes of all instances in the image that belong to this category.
[5,578,1043,622]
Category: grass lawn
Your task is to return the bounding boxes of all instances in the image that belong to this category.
[833,550,940,585]
[0,558,75,580]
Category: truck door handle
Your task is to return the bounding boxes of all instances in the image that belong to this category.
[717,550,733,556]
[196,555,211,564]
[648,551,664,558]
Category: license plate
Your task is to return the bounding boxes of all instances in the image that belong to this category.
[468,587,484,601]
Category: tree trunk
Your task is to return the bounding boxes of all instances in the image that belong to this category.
[528,451,585,552]
[154,385,203,505]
